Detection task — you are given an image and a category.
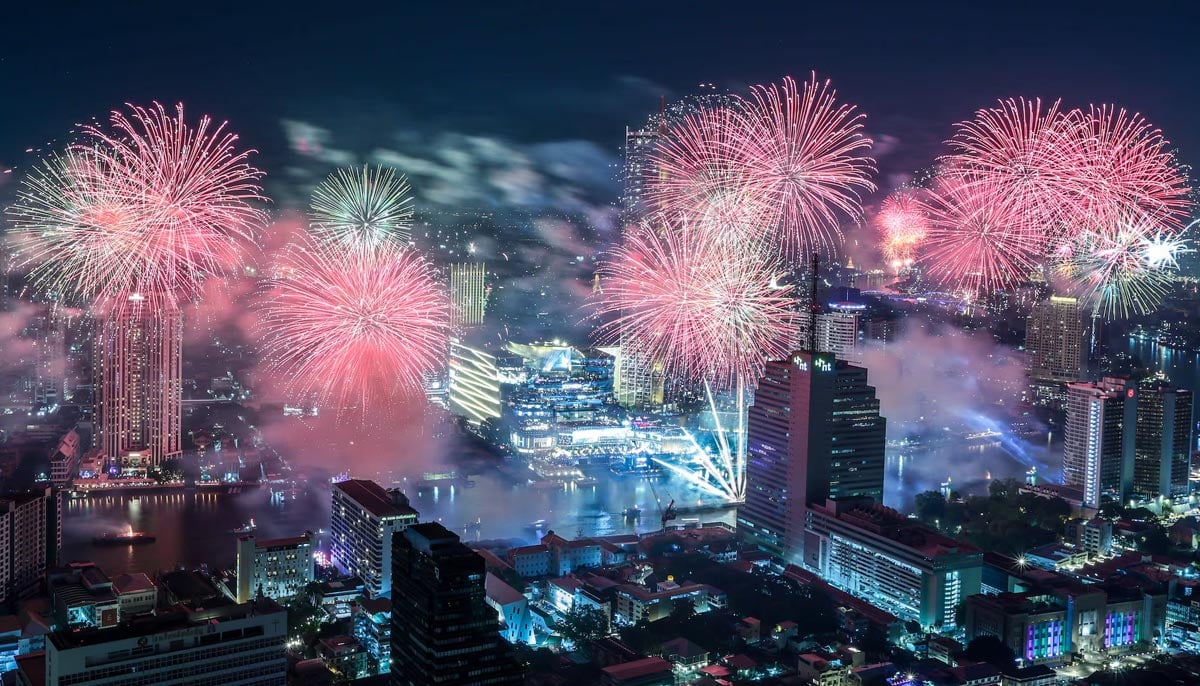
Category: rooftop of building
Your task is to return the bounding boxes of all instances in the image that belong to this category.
[817,500,980,558]
[509,544,549,556]
[357,597,390,616]
[243,532,313,549]
[48,598,283,651]
[317,635,361,654]
[601,657,674,680]
[333,479,418,519]
[160,569,222,604]
[970,592,1066,615]
[112,572,155,595]
[660,636,708,661]
[485,572,527,607]
[312,577,364,597]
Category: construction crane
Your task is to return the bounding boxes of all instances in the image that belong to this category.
[648,480,677,532]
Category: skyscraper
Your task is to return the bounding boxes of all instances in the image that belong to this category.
[1129,382,1193,500]
[614,120,667,411]
[797,310,861,362]
[448,262,488,328]
[1063,378,1131,507]
[739,351,887,560]
[1025,296,1086,385]
[391,522,523,686]
[330,480,419,598]
[94,297,183,475]
[0,487,62,606]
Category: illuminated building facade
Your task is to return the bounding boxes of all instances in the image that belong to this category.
[331,480,419,599]
[1129,382,1193,500]
[739,352,886,559]
[964,584,1161,666]
[615,120,667,411]
[1025,296,1086,385]
[449,262,488,328]
[43,598,287,686]
[94,298,183,474]
[1062,378,1131,507]
[803,499,982,630]
[391,523,523,685]
[448,340,504,426]
[798,310,861,362]
[236,531,315,603]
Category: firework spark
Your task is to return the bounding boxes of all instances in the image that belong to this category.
[734,74,876,256]
[310,165,413,250]
[876,190,929,272]
[1067,105,1192,230]
[7,103,265,312]
[920,176,1041,295]
[258,238,450,411]
[594,216,798,390]
[1055,212,1188,318]
[594,216,797,502]
[942,98,1078,243]
[647,106,762,230]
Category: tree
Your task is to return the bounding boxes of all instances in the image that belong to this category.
[669,598,695,623]
[554,605,609,646]
[914,491,947,524]
[964,635,1016,670]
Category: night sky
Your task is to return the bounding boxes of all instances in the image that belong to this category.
[3,2,1199,199]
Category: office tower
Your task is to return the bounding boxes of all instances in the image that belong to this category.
[1063,378,1130,507]
[739,351,887,560]
[236,531,316,603]
[391,522,523,686]
[1129,382,1193,500]
[0,487,62,605]
[621,123,661,223]
[94,298,183,474]
[330,480,418,598]
[43,598,287,685]
[1025,296,1086,384]
[798,310,861,361]
[449,262,488,328]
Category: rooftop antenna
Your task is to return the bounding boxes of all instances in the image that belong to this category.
[808,253,821,354]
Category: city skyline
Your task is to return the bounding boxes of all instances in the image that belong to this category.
[1,4,1200,685]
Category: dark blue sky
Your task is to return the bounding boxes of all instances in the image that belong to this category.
[3,1,1199,184]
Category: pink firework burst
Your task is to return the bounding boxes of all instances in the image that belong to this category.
[647,106,763,230]
[593,216,798,390]
[733,74,876,256]
[920,177,1042,295]
[942,98,1078,244]
[8,103,265,313]
[1066,105,1192,230]
[258,237,450,411]
[876,190,929,271]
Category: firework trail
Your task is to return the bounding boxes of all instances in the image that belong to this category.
[594,216,798,391]
[310,165,413,251]
[258,237,450,412]
[876,190,929,272]
[920,176,1041,295]
[7,103,265,312]
[734,74,876,257]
